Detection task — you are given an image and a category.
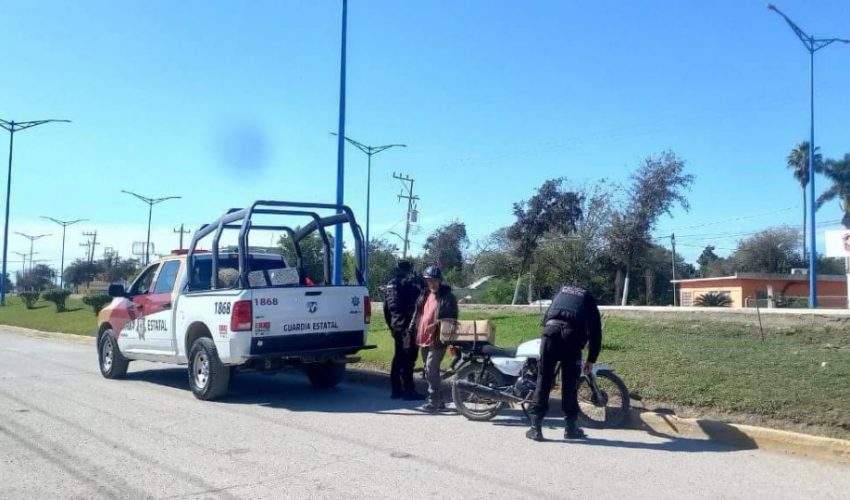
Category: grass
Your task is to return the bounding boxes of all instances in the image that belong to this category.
[0,295,97,336]
[362,312,850,439]
[3,297,848,438]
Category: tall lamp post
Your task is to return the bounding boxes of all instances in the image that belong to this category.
[41,216,87,288]
[331,133,406,282]
[333,0,349,285]
[768,4,849,308]
[0,118,70,305]
[121,191,181,265]
[15,232,50,273]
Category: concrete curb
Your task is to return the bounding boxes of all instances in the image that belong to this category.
[630,410,850,465]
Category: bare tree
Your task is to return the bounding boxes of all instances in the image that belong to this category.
[606,151,694,305]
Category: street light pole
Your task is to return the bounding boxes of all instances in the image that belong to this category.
[121,191,181,265]
[15,232,50,273]
[41,216,87,288]
[331,133,406,283]
[333,0,349,285]
[768,4,849,309]
[0,118,70,305]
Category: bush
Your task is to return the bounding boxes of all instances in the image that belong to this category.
[694,291,732,307]
[41,289,71,312]
[19,292,40,309]
[82,294,113,315]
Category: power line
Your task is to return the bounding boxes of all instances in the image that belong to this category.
[656,206,799,232]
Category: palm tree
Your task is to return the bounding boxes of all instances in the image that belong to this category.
[816,153,850,229]
[786,141,823,259]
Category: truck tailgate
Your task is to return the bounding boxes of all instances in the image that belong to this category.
[248,286,369,356]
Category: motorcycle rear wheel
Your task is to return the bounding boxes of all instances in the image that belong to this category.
[577,370,631,428]
[452,364,506,422]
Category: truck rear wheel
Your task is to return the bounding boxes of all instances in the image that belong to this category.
[305,362,346,389]
[187,337,230,400]
[98,330,129,379]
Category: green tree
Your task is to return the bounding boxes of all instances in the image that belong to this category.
[697,245,718,270]
[467,228,518,280]
[98,255,141,283]
[279,230,333,284]
[507,179,583,304]
[367,239,400,297]
[17,264,56,292]
[816,153,850,229]
[423,222,469,276]
[64,259,100,290]
[787,141,824,256]
[606,151,694,305]
[533,182,619,304]
[731,227,800,274]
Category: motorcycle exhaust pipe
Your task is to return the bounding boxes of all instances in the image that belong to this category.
[454,379,526,403]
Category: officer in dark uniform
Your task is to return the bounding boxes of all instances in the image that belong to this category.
[383,261,425,400]
[527,285,602,441]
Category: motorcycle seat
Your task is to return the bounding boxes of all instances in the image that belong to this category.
[480,345,517,358]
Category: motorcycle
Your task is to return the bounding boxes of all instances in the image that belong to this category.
[446,338,631,428]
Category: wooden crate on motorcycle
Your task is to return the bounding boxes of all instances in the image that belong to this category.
[439,319,495,345]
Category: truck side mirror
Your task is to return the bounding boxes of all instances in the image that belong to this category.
[108,284,126,298]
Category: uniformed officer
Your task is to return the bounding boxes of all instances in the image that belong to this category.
[383,261,425,400]
[527,284,602,441]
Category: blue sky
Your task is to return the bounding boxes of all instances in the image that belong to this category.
[2,0,849,272]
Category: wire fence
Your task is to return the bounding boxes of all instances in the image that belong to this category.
[744,296,848,310]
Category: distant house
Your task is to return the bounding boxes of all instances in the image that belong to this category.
[671,273,848,309]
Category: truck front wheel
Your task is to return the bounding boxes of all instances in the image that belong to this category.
[187,337,230,400]
[98,330,129,379]
[305,362,346,389]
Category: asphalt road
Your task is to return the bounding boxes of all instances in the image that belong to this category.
[1,328,847,500]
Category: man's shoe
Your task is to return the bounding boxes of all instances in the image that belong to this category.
[565,420,587,440]
[391,391,403,400]
[526,415,544,441]
[420,402,446,413]
[402,391,427,401]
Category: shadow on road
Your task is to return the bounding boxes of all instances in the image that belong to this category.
[123,366,431,415]
[124,366,754,454]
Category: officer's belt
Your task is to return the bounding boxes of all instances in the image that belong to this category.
[544,319,570,327]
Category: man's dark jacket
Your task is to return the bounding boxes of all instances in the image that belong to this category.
[382,276,420,335]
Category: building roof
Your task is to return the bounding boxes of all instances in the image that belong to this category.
[672,272,848,284]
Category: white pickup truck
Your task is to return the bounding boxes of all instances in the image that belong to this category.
[96,201,373,400]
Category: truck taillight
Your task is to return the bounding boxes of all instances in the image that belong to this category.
[231,300,253,332]
[364,296,371,324]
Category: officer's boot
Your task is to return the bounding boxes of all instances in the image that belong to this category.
[526,415,544,441]
[565,418,587,440]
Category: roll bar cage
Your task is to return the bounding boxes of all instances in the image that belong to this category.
[186,201,365,290]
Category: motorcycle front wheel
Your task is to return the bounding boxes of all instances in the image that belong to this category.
[577,370,631,428]
[451,363,506,422]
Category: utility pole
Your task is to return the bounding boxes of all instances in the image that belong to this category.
[15,232,50,272]
[82,231,100,263]
[671,233,678,307]
[41,216,87,288]
[121,190,181,265]
[0,118,71,305]
[768,4,850,308]
[80,231,100,264]
[174,224,190,250]
[393,173,419,259]
[12,251,27,273]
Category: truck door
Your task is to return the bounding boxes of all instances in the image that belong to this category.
[142,259,182,353]
[117,262,160,352]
